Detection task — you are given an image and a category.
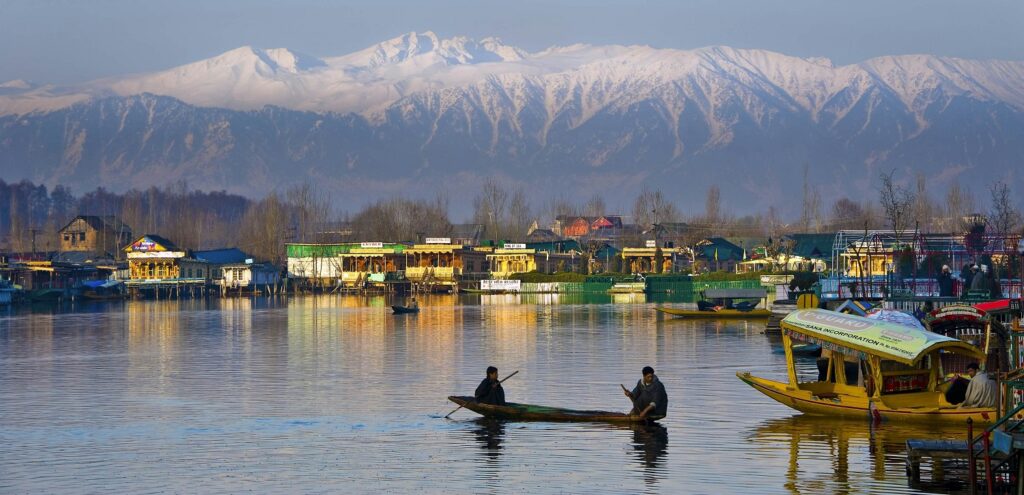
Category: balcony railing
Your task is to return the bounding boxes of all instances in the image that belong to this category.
[406,266,459,281]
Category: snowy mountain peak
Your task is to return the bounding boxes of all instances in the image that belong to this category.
[198,46,325,74]
[0,79,34,90]
[331,31,527,69]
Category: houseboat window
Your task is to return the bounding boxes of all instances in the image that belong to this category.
[79,232,86,241]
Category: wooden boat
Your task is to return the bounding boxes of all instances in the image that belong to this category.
[657,307,771,319]
[737,309,997,424]
[658,288,770,319]
[391,305,420,314]
[447,396,662,423]
[924,304,1009,374]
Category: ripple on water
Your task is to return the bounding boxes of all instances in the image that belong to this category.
[0,295,966,494]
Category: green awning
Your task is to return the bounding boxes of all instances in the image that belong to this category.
[781,309,985,365]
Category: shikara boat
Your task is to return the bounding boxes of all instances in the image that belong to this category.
[737,309,997,424]
[391,305,420,314]
[656,307,771,319]
[658,288,771,319]
[924,304,1009,374]
[447,396,662,423]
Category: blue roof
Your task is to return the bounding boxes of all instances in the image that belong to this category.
[192,248,250,264]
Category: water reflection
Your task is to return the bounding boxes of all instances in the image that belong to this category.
[749,416,967,494]
[472,418,506,460]
[630,423,669,487]
[0,295,958,493]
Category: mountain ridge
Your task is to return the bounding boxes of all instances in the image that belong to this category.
[1,33,1023,215]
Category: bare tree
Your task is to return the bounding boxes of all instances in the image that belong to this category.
[473,178,509,241]
[507,186,532,240]
[286,182,331,243]
[911,172,935,232]
[878,170,915,237]
[944,183,976,232]
[704,185,721,225]
[633,187,679,229]
[989,180,1021,235]
[830,197,866,230]
[583,194,606,217]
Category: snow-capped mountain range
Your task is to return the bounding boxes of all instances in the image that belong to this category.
[2,31,1023,214]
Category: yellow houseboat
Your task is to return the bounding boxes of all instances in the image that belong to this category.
[737,309,997,424]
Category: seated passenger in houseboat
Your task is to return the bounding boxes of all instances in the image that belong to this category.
[623,366,668,419]
[475,366,506,405]
[959,362,997,409]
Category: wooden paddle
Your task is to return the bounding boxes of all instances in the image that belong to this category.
[445,370,519,419]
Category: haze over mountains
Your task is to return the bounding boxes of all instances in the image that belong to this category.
[2,31,1023,215]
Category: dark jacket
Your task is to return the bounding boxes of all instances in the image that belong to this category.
[475,377,506,405]
[937,272,954,297]
[991,275,1003,299]
[631,375,668,417]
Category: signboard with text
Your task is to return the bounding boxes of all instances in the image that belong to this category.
[425,237,451,244]
[645,240,656,248]
[504,243,526,249]
[360,242,384,249]
[481,279,521,292]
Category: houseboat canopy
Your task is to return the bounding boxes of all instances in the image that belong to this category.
[781,309,984,365]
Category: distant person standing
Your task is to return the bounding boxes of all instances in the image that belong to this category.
[969,264,986,293]
[937,265,954,297]
[475,366,506,405]
[984,265,1003,299]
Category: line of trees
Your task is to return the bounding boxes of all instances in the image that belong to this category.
[2,171,1021,261]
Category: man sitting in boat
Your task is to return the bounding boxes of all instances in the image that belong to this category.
[623,366,668,419]
[410,297,418,309]
[958,362,997,409]
[475,366,506,405]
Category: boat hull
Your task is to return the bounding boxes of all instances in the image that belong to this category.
[447,396,661,423]
[657,307,771,319]
[736,372,996,424]
[391,305,420,314]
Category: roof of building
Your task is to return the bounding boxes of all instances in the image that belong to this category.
[699,237,744,261]
[526,229,560,242]
[191,248,250,264]
[783,233,837,259]
[451,224,485,244]
[61,215,132,234]
[52,251,114,264]
[124,234,181,252]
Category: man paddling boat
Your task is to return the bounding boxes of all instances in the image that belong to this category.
[623,366,668,419]
[475,366,507,405]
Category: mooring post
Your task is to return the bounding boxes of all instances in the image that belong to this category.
[969,418,977,495]
[983,431,993,495]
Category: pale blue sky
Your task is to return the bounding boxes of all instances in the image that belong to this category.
[2,0,1022,84]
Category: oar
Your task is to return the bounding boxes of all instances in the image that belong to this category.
[445,370,519,419]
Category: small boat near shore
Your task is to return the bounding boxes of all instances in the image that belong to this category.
[391,305,420,314]
[658,288,771,319]
[447,396,662,423]
[657,307,771,319]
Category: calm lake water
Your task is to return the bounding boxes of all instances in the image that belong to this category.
[0,295,970,494]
